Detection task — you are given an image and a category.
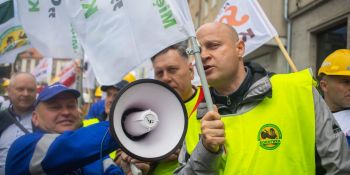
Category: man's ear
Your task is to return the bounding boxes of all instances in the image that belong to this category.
[188,62,194,80]
[32,111,40,127]
[236,40,245,60]
[319,79,328,93]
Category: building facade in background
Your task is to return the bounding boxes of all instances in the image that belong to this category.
[288,0,349,77]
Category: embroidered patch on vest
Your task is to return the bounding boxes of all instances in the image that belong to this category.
[257,124,282,150]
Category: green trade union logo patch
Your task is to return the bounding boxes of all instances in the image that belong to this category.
[258,124,282,150]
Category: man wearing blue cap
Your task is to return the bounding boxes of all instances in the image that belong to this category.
[5,82,124,175]
[85,80,129,122]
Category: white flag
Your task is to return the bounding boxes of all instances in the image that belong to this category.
[0,0,31,63]
[82,58,95,89]
[32,57,53,83]
[65,0,195,85]
[216,0,278,56]
[16,0,82,59]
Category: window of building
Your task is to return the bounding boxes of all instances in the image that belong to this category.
[316,23,347,75]
[204,0,209,17]
[211,0,217,8]
[194,12,200,29]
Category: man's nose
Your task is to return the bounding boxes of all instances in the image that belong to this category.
[200,48,210,64]
[162,72,171,82]
[23,89,30,96]
[61,107,71,115]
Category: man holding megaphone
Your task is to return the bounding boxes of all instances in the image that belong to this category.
[174,22,350,175]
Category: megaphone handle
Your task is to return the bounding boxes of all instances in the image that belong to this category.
[130,163,142,175]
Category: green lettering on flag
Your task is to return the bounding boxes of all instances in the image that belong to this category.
[154,0,164,8]
[70,24,79,52]
[82,0,98,19]
[154,0,177,29]
[28,0,40,12]
[161,9,177,29]
[0,0,14,25]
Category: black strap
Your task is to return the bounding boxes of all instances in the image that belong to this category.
[0,111,14,135]
[5,108,30,134]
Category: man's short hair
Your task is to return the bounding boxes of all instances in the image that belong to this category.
[9,72,36,88]
[151,40,188,62]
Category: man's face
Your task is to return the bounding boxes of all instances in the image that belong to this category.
[8,74,36,112]
[152,49,194,101]
[196,23,245,87]
[320,75,350,111]
[32,92,81,133]
[105,87,119,115]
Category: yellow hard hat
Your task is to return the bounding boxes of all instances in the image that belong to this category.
[95,87,102,97]
[123,72,136,83]
[2,79,9,87]
[318,49,350,76]
[50,76,60,85]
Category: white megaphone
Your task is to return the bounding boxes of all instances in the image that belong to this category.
[109,79,188,164]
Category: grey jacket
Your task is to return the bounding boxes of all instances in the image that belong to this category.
[174,65,350,175]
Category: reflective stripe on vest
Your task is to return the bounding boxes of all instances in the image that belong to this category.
[29,134,59,175]
[187,69,316,175]
[151,87,203,175]
[83,118,100,127]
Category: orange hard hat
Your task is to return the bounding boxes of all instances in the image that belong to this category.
[318,49,350,76]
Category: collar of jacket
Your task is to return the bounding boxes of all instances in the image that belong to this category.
[206,62,273,114]
[211,66,253,107]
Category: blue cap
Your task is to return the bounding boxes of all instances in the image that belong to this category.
[101,80,129,91]
[35,82,80,106]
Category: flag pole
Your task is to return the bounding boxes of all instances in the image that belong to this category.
[189,37,214,112]
[76,59,84,109]
[274,36,298,72]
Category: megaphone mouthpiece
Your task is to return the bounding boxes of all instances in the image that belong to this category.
[123,109,159,137]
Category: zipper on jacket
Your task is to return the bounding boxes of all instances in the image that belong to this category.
[226,96,231,106]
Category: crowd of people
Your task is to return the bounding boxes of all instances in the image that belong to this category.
[1,22,350,175]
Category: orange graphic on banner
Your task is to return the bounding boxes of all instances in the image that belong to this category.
[219,6,249,26]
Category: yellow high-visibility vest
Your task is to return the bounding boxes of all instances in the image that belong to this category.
[186,69,316,175]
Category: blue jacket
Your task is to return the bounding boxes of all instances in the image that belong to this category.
[5,122,124,175]
[86,100,106,121]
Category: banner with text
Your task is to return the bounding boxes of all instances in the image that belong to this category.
[32,57,53,84]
